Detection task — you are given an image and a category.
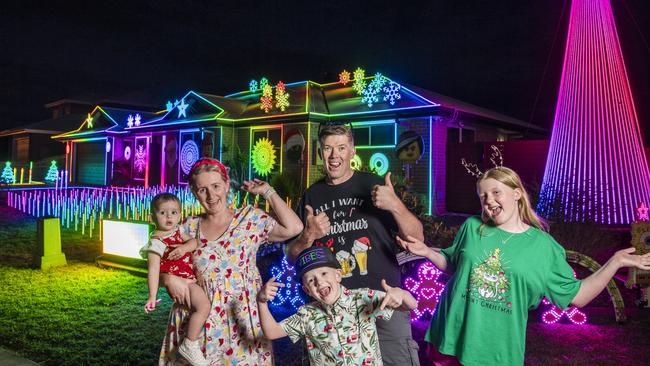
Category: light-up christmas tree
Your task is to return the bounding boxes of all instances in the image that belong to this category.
[538,0,650,224]
[1,162,15,184]
[44,161,58,183]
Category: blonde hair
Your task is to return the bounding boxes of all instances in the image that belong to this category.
[478,166,548,232]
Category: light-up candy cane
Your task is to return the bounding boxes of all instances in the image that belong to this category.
[540,269,587,325]
[404,261,446,320]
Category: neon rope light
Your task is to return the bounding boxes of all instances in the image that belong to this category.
[538,0,650,224]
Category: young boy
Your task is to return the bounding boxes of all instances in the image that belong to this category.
[257,246,418,365]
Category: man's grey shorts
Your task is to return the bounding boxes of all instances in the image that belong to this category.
[380,338,420,366]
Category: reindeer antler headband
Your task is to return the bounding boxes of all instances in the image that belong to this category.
[461,145,504,178]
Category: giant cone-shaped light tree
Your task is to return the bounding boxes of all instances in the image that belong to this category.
[538,0,650,224]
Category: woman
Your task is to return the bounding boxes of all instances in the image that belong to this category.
[159,158,303,365]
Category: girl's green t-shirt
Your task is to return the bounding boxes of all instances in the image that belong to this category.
[425,216,581,366]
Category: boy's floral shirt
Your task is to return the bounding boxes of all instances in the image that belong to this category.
[280,286,393,366]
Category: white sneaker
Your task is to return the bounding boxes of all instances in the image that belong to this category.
[178,338,209,366]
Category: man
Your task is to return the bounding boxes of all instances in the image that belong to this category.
[288,123,424,365]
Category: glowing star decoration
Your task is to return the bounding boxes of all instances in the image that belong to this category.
[260,84,274,113]
[166,101,174,111]
[540,269,587,324]
[636,202,649,222]
[1,162,15,184]
[361,73,388,108]
[180,140,200,175]
[339,69,351,85]
[269,255,306,311]
[124,146,131,161]
[134,145,147,174]
[126,115,134,128]
[383,81,402,105]
[352,67,366,95]
[275,81,290,112]
[404,262,446,320]
[259,77,269,91]
[251,137,277,177]
[249,79,258,92]
[44,161,58,183]
[369,153,389,175]
[86,113,93,128]
[134,114,141,127]
[350,154,363,170]
[177,98,188,119]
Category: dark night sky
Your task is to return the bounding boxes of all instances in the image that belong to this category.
[1,1,649,144]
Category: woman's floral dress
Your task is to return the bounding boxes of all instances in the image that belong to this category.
[158,205,277,366]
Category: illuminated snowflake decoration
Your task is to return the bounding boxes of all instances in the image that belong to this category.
[249,79,259,92]
[352,67,366,95]
[404,262,446,320]
[369,153,389,175]
[361,74,387,108]
[260,84,274,113]
[259,77,269,91]
[540,269,587,325]
[383,81,402,105]
[339,69,351,85]
[166,101,174,111]
[127,115,134,128]
[134,114,141,127]
[251,137,277,177]
[180,140,200,175]
[124,146,131,161]
[134,145,147,173]
[275,81,290,112]
[269,255,306,311]
[177,98,188,119]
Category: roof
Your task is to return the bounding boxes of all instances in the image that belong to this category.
[405,84,546,133]
[53,75,544,139]
[0,113,86,137]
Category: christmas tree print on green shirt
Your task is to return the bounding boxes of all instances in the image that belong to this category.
[469,248,510,304]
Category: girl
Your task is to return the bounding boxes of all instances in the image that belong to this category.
[141,193,210,366]
[397,166,650,366]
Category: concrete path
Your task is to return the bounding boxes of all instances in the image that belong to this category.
[0,347,39,366]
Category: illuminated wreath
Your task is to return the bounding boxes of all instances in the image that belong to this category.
[251,137,277,177]
[180,140,200,175]
[369,153,389,175]
[350,154,363,170]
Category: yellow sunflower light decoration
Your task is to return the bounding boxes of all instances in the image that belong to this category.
[251,137,277,177]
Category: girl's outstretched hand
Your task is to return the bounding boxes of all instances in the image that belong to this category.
[396,235,431,257]
[615,247,650,270]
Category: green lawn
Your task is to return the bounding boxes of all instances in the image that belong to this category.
[1,203,649,365]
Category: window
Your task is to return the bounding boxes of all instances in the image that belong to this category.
[352,121,396,148]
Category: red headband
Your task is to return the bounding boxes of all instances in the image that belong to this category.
[191,158,228,180]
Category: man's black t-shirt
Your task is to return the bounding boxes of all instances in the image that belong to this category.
[297,171,412,339]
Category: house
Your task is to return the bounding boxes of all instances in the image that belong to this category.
[52,73,545,214]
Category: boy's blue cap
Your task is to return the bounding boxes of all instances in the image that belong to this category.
[295,246,340,280]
